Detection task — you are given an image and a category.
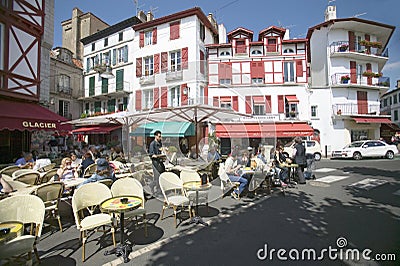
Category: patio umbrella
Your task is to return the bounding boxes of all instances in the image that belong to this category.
[125,104,252,155]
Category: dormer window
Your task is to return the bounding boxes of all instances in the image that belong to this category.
[220,51,231,56]
[235,40,246,53]
[266,38,277,52]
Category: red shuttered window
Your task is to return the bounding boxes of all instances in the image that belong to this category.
[153,87,160,109]
[251,62,264,78]
[350,61,357,83]
[139,31,144,47]
[161,52,168,73]
[152,27,157,44]
[170,21,180,40]
[182,47,188,69]
[278,95,284,113]
[136,57,142,77]
[154,53,160,74]
[161,87,168,107]
[135,90,142,111]
[296,60,303,77]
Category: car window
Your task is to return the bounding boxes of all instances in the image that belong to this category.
[306,141,315,148]
[373,141,385,147]
[347,142,363,148]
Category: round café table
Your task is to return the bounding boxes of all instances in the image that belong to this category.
[183,181,212,226]
[0,221,23,245]
[100,196,142,263]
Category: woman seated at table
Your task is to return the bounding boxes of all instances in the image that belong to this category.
[77,158,116,188]
[274,145,290,184]
[224,152,248,199]
[56,157,79,181]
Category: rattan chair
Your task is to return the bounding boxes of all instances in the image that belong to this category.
[82,163,97,178]
[72,182,116,262]
[36,162,56,173]
[0,195,45,264]
[39,168,59,184]
[159,172,192,228]
[12,169,39,179]
[13,171,41,185]
[0,165,20,176]
[111,178,148,236]
[33,182,64,231]
[180,169,209,212]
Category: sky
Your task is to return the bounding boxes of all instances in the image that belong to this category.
[54,0,400,88]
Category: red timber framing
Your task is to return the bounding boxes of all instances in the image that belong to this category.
[0,0,45,101]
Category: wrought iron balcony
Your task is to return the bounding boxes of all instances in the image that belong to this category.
[329,41,388,58]
[332,103,381,116]
[331,73,390,88]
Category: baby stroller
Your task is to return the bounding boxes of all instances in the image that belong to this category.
[304,153,316,180]
[266,166,287,196]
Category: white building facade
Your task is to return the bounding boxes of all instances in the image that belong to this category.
[307,5,395,152]
[206,26,315,153]
[132,7,218,112]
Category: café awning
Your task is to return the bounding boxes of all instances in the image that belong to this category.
[71,125,122,134]
[215,122,314,138]
[352,116,392,124]
[285,95,299,103]
[0,99,71,132]
[130,121,195,137]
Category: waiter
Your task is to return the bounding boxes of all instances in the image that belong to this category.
[149,130,165,194]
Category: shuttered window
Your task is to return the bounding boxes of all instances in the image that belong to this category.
[135,90,142,111]
[136,57,142,77]
[161,52,168,72]
[170,21,180,40]
[181,47,188,69]
[101,78,108,94]
[154,53,160,73]
[116,69,124,91]
[89,76,95,96]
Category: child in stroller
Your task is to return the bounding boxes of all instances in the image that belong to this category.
[304,153,316,180]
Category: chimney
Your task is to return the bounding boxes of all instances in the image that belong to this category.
[137,10,147,22]
[147,11,154,22]
[207,13,217,30]
[218,24,227,44]
[324,5,337,21]
[283,29,290,40]
[397,80,400,89]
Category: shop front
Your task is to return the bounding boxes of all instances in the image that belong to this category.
[215,122,314,155]
[0,99,72,163]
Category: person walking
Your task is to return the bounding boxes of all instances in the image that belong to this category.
[149,130,166,194]
[292,136,307,184]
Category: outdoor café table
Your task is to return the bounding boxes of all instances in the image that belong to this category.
[62,178,85,189]
[281,163,299,185]
[100,196,142,263]
[183,181,212,226]
[0,221,23,245]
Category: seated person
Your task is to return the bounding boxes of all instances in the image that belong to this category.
[80,152,95,177]
[224,152,248,199]
[274,146,290,184]
[188,145,198,159]
[207,146,221,162]
[77,158,116,188]
[56,157,79,181]
[239,151,250,167]
[15,152,34,169]
[257,147,268,165]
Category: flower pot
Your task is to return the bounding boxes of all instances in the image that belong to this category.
[342,79,349,84]
[339,47,348,52]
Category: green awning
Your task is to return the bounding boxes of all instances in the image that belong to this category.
[130,122,195,137]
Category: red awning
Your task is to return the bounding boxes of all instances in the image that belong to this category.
[215,122,314,138]
[252,96,265,104]
[71,125,122,134]
[285,95,299,103]
[0,99,72,132]
[352,117,392,124]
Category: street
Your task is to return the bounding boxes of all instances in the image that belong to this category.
[39,158,400,266]
[125,158,400,266]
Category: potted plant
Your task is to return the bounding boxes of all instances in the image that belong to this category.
[341,75,350,83]
[374,72,383,78]
[370,41,382,49]
[339,44,348,52]
[362,71,375,78]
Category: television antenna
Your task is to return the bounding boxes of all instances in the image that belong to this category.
[327,0,336,5]
[133,0,145,14]
[353,12,367,18]
[213,0,239,23]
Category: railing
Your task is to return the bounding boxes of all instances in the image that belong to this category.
[329,41,388,58]
[139,75,155,85]
[166,70,183,81]
[332,103,381,116]
[83,81,130,99]
[331,73,390,88]
[56,85,72,95]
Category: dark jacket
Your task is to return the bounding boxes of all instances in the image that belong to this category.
[293,143,306,166]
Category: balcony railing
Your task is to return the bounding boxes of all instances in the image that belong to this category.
[332,103,380,116]
[329,41,388,58]
[139,75,155,85]
[56,85,72,95]
[166,70,183,81]
[331,73,390,88]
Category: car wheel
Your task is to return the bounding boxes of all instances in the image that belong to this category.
[353,152,362,160]
[314,153,321,161]
[386,151,395,160]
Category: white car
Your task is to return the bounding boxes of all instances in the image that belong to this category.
[283,140,322,161]
[331,140,398,160]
